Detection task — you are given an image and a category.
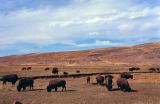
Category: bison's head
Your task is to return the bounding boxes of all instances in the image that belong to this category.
[47,86,52,92]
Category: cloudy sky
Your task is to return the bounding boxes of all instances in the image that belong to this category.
[0,0,160,56]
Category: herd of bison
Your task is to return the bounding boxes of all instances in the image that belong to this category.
[0,66,160,104]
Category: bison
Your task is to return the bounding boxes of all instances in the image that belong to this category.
[117,78,131,92]
[120,72,133,79]
[2,74,18,85]
[52,67,59,74]
[105,76,113,91]
[76,70,80,73]
[47,79,66,92]
[27,67,32,70]
[86,76,90,84]
[21,67,26,71]
[44,68,50,71]
[63,72,69,75]
[149,67,160,73]
[129,67,140,72]
[17,78,34,92]
[96,75,104,85]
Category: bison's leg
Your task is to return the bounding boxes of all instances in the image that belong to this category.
[64,86,66,91]
[55,87,58,92]
[29,85,31,90]
[3,81,6,85]
[12,81,16,85]
[23,87,26,91]
[31,84,34,90]
[62,86,66,91]
[62,87,64,92]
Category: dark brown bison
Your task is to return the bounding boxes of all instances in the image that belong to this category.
[105,76,113,91]
[121,72,133,79]
[86,76,90,84]
[27,67,32,70]
[96,75,104,85]
[47,79,66,92]
[149,67,160,72]
[2,74,18,85]
[21,67,26,70]
[52,67,59,74]
[117,78,131,92]
[63,72,68,75]
[44,68,50,71]
[76,70,80,73]
[129,67,140,72]
[17,78,34,92]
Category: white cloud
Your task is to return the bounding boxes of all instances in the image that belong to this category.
[65,40,126,47]
[0,0,160,52]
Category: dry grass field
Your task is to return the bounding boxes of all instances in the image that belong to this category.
[0,66,160,104]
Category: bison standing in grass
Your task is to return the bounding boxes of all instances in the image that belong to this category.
[121,72,133,79]
[47,79,66,92]
[52,67,59,75]
[76,70,80,73]
[149,67,160,73]
[2,74,18,85]
[27,67,32,70]
[21,67,26,71]
[117,78,131,92]
[129,67,140,72]
[63,72,69,75]
[17,78,34,92]
[96,75,104,85]
[86,76,90,84]
[44,67,50,71]
[105,75,113,91]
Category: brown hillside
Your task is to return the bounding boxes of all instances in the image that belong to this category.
[0,42,160,67]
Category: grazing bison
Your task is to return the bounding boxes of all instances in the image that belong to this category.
[27,67,32,70]
[47,79,66,92]
[129,67,140,72]
[117,78,131,92]
[21,67,26,71]
[105,76,113,91]
[96,75,104,85]
[2,74,18,85]
[52,67,59,74]
[44,68,50,71]
[63,72,68,75]
[121,72,133,79]
[149,67,160,72]
[86,76,90,84]
[76,70,80,73]
[17,78,34,92]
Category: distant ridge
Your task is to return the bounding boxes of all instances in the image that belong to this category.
[0,42,160,67]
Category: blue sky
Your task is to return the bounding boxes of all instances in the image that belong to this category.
[0,0,160,56]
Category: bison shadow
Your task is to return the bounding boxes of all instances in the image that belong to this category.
[91,82,105,86]
[48,89,77,92]
[116,88,138,92]
[22,88,45,92]
[129,89,138,92]
[108,88,120,91]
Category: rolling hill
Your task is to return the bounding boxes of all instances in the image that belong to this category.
[0,42,160,67]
